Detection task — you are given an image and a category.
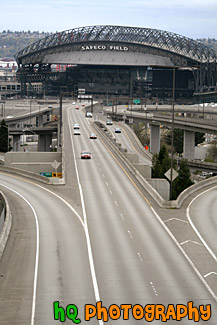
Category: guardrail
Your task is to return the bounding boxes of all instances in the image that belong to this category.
[0,191,12,261]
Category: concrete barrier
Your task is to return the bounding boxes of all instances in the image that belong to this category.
[146,178,170,200]
[124,153,139,163]
[0,165,50,184]
[133,164,151,178]
[5,152,62,174]
[172,175,217,208]
[0,191,12,261]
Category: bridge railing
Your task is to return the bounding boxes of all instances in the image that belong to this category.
[153,112,217,127]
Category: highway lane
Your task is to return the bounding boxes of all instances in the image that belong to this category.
[187,186,217,295]
[67,105,217,324]
[0,102,216,324]
[187,186,217,258]
[104,121,152,166]
[0,175,97,324]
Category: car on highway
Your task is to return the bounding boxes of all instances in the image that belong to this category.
[115,127,121,133]
[86,111,92,117]
[6,115,14,119]
[74,129,81,135]
[81,151,91,159]
[90,133,97,139]
[82,104,85,107]
[73,123,80,129]
[106,120,113,125]
[72,101,76,105]
[75,106,79,110]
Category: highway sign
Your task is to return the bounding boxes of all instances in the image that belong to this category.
[133,99,140,104]
[164,168,178,182]
[40,172,52,177]
[52,160,61,170]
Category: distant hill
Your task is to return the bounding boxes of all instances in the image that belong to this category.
[0,30,51,59]
[0,30,216,60]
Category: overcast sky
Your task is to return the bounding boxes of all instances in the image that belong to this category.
[1,0,217,39]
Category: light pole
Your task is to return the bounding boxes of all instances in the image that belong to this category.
[169,66,176,200]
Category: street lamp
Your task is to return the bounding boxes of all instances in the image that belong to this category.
[169,66,176,200]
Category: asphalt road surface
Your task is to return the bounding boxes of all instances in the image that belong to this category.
[0,102,216,324]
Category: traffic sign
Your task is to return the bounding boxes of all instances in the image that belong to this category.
[164,168,178,182]
[40,172,52,177]
[52,160,61,170]
[133,99,140,104]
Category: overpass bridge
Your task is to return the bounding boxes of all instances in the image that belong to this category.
[1,106,58,152]
[109,110,217,160]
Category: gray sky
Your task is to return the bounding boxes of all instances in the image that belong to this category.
[1,0,217,39]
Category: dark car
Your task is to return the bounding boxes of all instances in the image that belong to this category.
[115,127,121,133]
[81,151,91,159]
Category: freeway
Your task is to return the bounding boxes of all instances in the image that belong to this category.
[65,105,217,323]
[0,102,216,324]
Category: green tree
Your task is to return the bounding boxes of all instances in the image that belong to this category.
[195,132,205,146]
[152,145,171,178]
[165,129,183,154]
[152,154,162,178]
[0,120,8,152]
[172,160,193,199]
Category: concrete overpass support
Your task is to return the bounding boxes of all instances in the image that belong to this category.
[37,115,44,127]
[183,130,195,160]
[150,124,160,154]
[38,134,52,152]
[12,135,21,152]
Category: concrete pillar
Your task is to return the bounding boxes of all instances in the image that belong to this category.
[13,135,20,152]
[150,124,160,154]
[183,130,195,160]
[38,134,52,152]
[37,115,44,127]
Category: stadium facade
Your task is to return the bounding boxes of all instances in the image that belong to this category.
[15,25,217,103]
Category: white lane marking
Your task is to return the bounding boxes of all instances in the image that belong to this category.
[150,282,158,296]
[150,204,217,302]
[164,218,189,224]
[68,109,103,324]
[137,252,143,262]
[105,182,109,187]
[102,174,105,178]
[204,272,217,278]
[180,240,203,246]
[120,214,124,220]
[187,186,217,263]
[87,119,90,125]
[114,200,118,206]
[127,230,133,239]
[0,183,39,325]
[109,190,112,195]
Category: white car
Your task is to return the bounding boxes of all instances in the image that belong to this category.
[74,129,81,135]
[73,124,80,129]
[86,112,92,118]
